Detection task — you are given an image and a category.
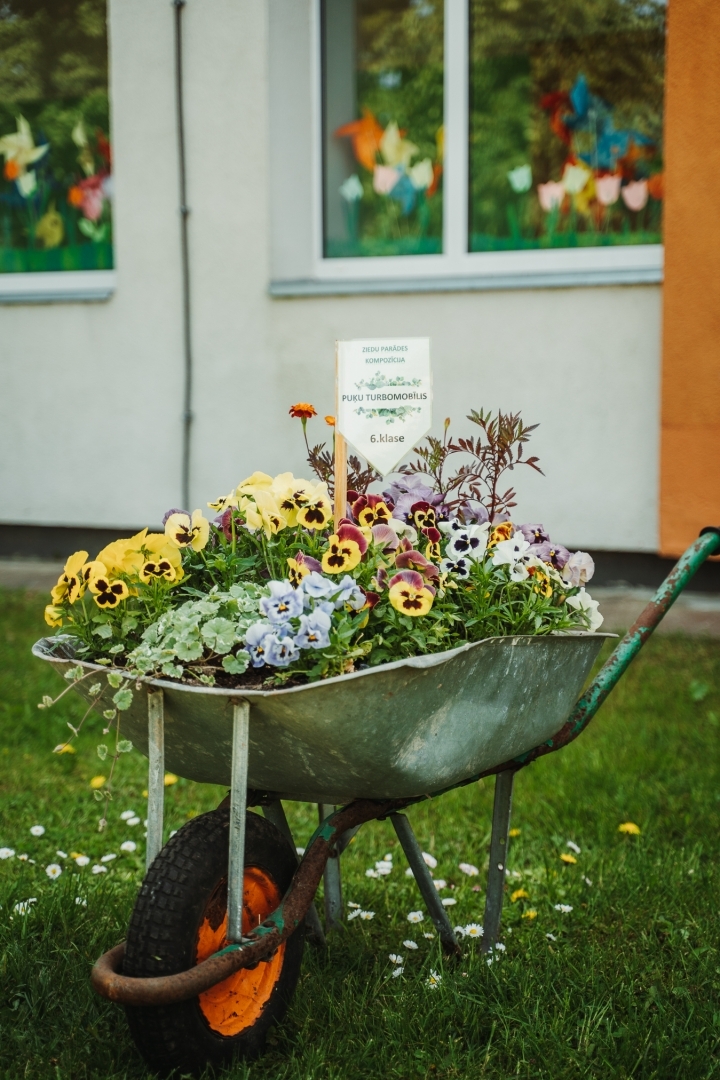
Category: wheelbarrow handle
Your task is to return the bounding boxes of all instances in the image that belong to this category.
[512,527,720,770]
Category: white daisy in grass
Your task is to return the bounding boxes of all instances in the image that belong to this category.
[375,860,393,875]
[546,933,557,941]
[495,942,506,952]
[295,846,305,856]
[426,970,442,989]
[454,926,466,938]
[554,904,573,914]
[365,868,380,879]
[169,830,177,838]
[120,810,136,821]
[441,898,457,907]
[458,862,479,876]
[347,909,361,920]
[566,840,581,854]
[74,855,90,867]
[423,932,435,939]
[583,876,593,886]
[17,854,29,861]
[433,879,447,890]
[75,897,87,907]
[56,850,68,859]
[405,867,414,878]
[348,901,360,909]
[120,841,137,853]
[407,911,424,923]
[403,940,418,950]
[389,953,403,964]
[358,910,375,920]
[421,852,437,869]
[463,923,484,938]
[100,854,117,863]
[127,817,141,827]
[0,848,14,859]
[13,898,37,914]
[91,864,107,875]
[391,966,404,978]
[30,825,45,837]
[383,853,393,861]
[45,863,62,879]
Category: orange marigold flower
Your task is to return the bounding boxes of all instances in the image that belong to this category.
[325,415,336,426]
[289,403,317,420]
[68,185,83,207]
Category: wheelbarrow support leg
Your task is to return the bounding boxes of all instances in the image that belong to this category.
[481,769,515,953]
[227,700,250,943]
[319,803,343,930]
[263,800,326,947]
[146,690,165,871]
[391,813,460,956]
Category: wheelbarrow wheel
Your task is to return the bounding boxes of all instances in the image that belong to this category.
[123,806,305,1078]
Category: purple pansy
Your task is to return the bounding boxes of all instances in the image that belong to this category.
[531,541,570,570]
[519,523,550,545]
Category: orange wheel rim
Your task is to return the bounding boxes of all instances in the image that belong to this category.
[195,867,286,1036]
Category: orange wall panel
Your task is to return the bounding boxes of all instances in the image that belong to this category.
[661,0,720,555]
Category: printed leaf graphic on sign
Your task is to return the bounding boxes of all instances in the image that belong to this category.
[336,338,432,476]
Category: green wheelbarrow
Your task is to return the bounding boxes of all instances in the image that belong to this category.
[32,529,720,1077]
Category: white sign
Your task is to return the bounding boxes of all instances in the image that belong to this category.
[336,337,432,477]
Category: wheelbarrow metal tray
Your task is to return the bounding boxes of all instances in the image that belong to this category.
[34,634,611,804]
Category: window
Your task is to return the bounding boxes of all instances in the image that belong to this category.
[270,0,666,292]
[0,0,112,276]
[469,0,665,252]
[322,0,444,258]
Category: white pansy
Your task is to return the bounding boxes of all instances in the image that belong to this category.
[565,588,603,631]
[491,533,531,568]
[562,550,595,587]
[439,555,470,578]
[446,522,489,563]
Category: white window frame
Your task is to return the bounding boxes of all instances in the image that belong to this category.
[270,0,663,296]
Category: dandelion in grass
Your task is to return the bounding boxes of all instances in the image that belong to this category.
[566,840,581,854]
[423,932,435,939]
[0,848,15,859]
[120,841,137,853]
[74,855,90,867]
[407,911,424,923]
[508,828,521,838]
[560,853,577,865]
[56,850,68,859]
[100,853,116,863]
[433,879,447,890]
[464,923,484,938]
[359,910,375,920]
[92,864,107,875]
[522,909,537,920]
[426,970,442,990]
[164,773,178,786]
[458,862,478,876]
[511,888,529,902]
[403,940,418,950]
[554,904,572,913]
[546,933,557,941]
[618,822,641,835]
[441,898,456,907]
[45,863,62,879]
[421,852,437,869]
[391,966,404,978]
[127,816,141,827]
[30,825,45,837]
[89,776,105,790]
[120,810,136,821]
[14,898,37,914]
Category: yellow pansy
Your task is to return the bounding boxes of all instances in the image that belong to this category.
[165,510,210,552]
[88,573,130,609]
[44,604,64,627]
[50,550,89,605]
[297,493,333,530]
[322,534,362,574]
[207,491,237,512]
[240,490,289,538]
[287,557,309,587]
[140,558,177,583]
[96,530,149,576]
[234,471,274,501]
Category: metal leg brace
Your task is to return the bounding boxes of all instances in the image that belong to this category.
[227,701,250,943]
[319,803,343,930]
[263,801,326,946]
[146,690,165,872]
[391,812,460,955]
[481,769,515,953]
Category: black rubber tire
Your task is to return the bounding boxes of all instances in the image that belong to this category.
[123,808,305,1078]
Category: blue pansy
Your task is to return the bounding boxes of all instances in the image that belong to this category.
[244,622,274,667]
[264,634,300,667]
[294,610,332,650]
[260,580,303,625]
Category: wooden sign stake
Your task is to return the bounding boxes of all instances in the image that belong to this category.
[334,340,347,527]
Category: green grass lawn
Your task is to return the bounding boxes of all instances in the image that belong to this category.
[1,589,719,1080]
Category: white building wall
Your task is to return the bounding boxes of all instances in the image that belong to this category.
[0,0,661,553]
